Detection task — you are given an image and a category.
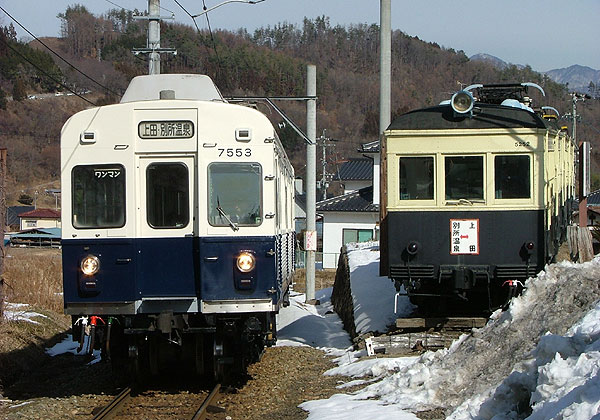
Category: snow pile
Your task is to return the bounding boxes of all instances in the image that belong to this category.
[2,303,48,324]
[300,255,600,419]
[346,242,414,334]
[277,289,352,349]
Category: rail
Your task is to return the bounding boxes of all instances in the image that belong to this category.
[91,383,221,420]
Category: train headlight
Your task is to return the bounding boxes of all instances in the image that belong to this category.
[451,90,474,114]
[524,241,535,255]
[406,241,419,256]
[236,252,256,273]
[81,255,100,276]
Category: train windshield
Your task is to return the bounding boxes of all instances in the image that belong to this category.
[208,163,262,227]
[72,165,125,228]
[494,155,530,199]
[445,156,484,200]
[399,156,434,200]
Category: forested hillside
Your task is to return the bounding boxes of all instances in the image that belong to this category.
[0,5,598,204]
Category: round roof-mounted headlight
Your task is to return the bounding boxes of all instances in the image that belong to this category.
[81,255,100,276]
[451,90,474,114]
[236,252,255,273]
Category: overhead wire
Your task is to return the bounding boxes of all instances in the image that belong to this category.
[172,0,223,80]
[0,36,96,106]
[0,6,121,97]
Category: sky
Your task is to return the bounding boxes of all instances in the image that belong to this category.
[1,0,599,72]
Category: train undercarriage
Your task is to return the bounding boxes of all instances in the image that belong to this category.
[72,311,277,381]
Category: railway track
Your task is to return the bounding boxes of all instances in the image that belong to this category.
[92,383,222,420]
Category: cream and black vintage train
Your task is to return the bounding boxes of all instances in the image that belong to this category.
[380,83,575,313]
[61,74,295,378]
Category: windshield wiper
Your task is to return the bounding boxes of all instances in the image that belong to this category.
[216,197,239,231]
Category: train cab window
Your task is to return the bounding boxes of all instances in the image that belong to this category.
[399,157,434,200]
[146,163,189,228]
[208,163,262,227]
[445,156,483,200]
[494,155,530,199]
[72,165,125,228]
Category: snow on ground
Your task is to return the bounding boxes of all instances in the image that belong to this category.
[345,241,414,334]
[2,303,47,324]
[35,240,600,419]
[277,244,600,420]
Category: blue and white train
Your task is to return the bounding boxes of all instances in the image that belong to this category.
[61,74,295,378]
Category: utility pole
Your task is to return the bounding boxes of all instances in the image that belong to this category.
[378,0,391,207]
[0,149,6,322]
[305,65,317,305]
[319,129,336,201]
[571,92,590,227]
[133,0,176,75]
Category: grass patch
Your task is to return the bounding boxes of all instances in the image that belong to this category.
[0,248,69,395]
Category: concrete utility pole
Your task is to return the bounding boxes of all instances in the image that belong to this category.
[0,149,6,322]
[305,65,317,305]
[571,93,590,227]
[133,0,176,75]
[148,0,161,75]
[377,0,391,206]
[319,130,335,201]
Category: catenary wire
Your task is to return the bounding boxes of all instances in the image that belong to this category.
[0,6,121,97]
[0,36,96,106]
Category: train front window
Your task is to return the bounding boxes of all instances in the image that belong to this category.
[399,156,434,200]
[146,163,189,228]
[72,165,125,228]
[445,156,483,200]
[495,155,530,199]
[208,163,262,227]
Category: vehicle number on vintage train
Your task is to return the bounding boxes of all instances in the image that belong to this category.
[138,120,194,139]
[450,219,479,255]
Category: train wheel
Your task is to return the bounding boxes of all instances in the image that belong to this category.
[213,337,225,381]
[148,336,160,376]
[194,334,204,376]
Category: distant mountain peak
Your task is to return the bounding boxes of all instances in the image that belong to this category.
[469,53,523,70]
[545,65,600,94]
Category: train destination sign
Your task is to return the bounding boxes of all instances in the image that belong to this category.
[138,120,194,139]
[450,219,479,255]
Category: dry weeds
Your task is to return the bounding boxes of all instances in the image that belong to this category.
[291,268,336,294]
[2,247,63,313]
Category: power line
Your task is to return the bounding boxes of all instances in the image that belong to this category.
[0,36,96,106]
[172,0,223,78]
[0,6,121,97]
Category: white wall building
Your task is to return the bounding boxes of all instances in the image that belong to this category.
[318,141,380,269]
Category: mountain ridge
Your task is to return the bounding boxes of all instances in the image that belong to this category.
[470,53,599,94]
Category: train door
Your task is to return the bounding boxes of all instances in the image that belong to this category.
[136,155,198,297]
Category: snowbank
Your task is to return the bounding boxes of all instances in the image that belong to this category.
[300,252,600,419]
[346,242,414,334]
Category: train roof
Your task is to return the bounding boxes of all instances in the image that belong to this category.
[120,74,224,103]
[387,102,550,131]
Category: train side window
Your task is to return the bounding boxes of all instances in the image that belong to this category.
[445,156,483,200]
[494,155,530,199]
[72,165,125,229]
[399,156,434,200]
[146,163,189,228]
[208,163,262,227]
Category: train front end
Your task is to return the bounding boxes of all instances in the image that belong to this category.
[60,74,295,378]
[380,84,574,313]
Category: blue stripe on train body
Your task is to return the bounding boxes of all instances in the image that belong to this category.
[62,235,286,312]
